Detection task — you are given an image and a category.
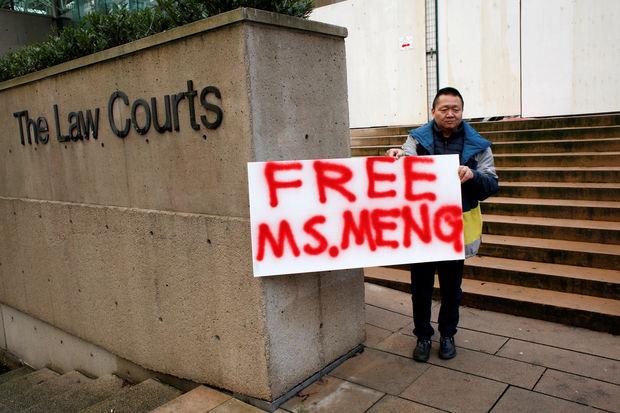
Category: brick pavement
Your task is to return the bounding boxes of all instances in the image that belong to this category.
[278,283,620,413]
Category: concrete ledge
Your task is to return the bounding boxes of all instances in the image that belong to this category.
[0,7,347,92]
[0,10,362,401]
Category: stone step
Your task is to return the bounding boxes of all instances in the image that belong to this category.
[464,256,620,299]
[495,167,620,183]
[385,256,620,299]
[482,214,620,244]
[79,378,181,413]
[0,368,59,408]
[0,367,33,386]
[498,181,620,201]
[22,374,125,413]
[480,125,620,142]
[482,197,620,221]
[349,113,620,137]
[493,151,620,167]
[363,266,620,334]
[0,370,90,413]
[471,113,620,131]
[350,135,408,147]
[478,234,620,270]
[351,145,398,157]
[351,136,620,153]
[492,137,620,154]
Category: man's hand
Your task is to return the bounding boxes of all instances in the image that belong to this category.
[386,148,404,159]
[458,165,474,183]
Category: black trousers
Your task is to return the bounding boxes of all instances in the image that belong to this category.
[410,259,464,339]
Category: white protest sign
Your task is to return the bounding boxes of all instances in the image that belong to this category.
[247,155,464,277]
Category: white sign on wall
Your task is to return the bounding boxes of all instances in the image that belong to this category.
[247,155,464,277]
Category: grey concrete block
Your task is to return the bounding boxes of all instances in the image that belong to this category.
[0,9,363,402]
[490,386,601,413]
[534,369,620,413]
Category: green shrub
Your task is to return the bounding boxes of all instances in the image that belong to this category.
[0,0,313,82]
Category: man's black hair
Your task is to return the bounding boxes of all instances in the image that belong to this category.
[432,87,464,109]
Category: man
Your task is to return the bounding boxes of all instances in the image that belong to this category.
[386,87,499,362]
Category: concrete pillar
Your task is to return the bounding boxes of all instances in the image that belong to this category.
[0,8,365,403]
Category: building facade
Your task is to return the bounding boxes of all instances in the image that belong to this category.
[311,0,620,127]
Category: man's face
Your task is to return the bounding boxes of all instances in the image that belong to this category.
[432,94,463,132]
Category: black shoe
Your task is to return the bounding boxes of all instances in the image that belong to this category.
[439,336,456,359]
[413,339,431,362]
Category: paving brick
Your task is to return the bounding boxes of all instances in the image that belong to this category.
[280,376,383,413]
[400,366,507,413]
[458,306,620,360]
[21,374,124,413]
[80,378,182,413]
[490,386,601,413]
[373,332,416,359]
[365,283,412,317]
[429,346,544,388]
[210,398,267,413]
[330,347,428,395]
[401,322,509,354]
[365,304,412,332]
[366,394,444,413]
[454,329,509,354]
[364,324,392,348]
[149,385,230,412]
[534,369,620,413]
[498,339,620,385]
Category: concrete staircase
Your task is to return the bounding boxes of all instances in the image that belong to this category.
[0,365,256,412]
[352,113,620,335]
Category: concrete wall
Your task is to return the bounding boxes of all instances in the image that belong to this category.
[521,0,620,117]
[0,8,364,402]
[437,0,521,119]
[311,0,428,127]
[0,9,58,57]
